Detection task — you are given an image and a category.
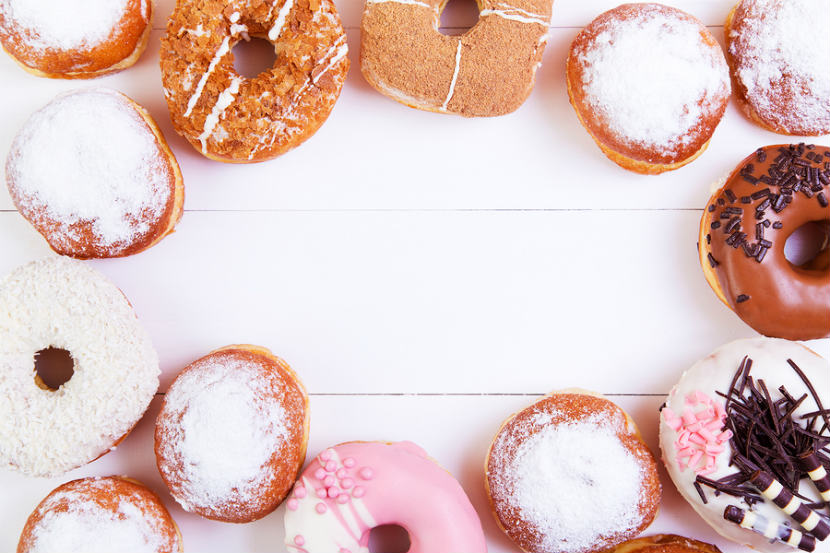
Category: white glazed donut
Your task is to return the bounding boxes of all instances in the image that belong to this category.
[659,338,830,553]
[0,257,159,477]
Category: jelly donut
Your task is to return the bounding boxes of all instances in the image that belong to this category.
[566,3,730,174]
[155,345,309,523]
[0,0,151,78]
[360,0,552,116]
[6,89,184,259]
[283,441,487,552]
[725,0,830,136]
[486,389,661,553]
[698,144,830,341]
[160,0,349,162]
[17,476,183,553]
[659,338,830,553]
[0,257,159,477]
[611,535,723,553]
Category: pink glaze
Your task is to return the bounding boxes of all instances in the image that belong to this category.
[283,441,487,553]
[661,390,731,475]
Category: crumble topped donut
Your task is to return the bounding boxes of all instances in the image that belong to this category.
[360,0,552,117]
[566,3,730,174]
[659,338,830,553]
[725,0,830,136]
[17,476,183,553]
[6,89,184,259]
[283,441,487,552]
[155,345,309,523]
[0,257,159,477]
[160,0,349,163]
[698,144,830,341]
[0,0,152,78]
[611,535,723,553]
[486,389,661,553]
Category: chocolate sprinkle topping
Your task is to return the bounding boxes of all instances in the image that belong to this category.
[737,294,750,303]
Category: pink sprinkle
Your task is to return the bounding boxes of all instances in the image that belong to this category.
[328,487,341,498]
[294,486,307,499]
[662,407,677,419]
[698,427,716,441]
[689,449,704,468]
[324,475,336,487]
[287,499,299,511]
[705,419,723,431]
[316,488,328,499]
[315,503,327,514]
[325,461,337,472]
[687,422,702,432]
[718,429,733,442]
[696,408,714,420]
[294,536,305,546]
[678,458,688,470]
[682,410,697,425]
[340,549,351,553]
[689,433,706,446]
[314,468,326,480]
[666,418,681,431]
[343,457,356,468]
[694,390,712,405]
[320,450,332,462]
[698,466,716,476]
[685,394,698,406]
[340,477,354,489]
[705,443,725,454]
[677,447,694,458]
[714,402,726,417]
[337,494,350,504]
[359,467,374,480]
[352,486,365,498]
[336,468,348,479]
[677,432,690,447]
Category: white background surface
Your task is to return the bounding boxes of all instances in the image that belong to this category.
[0,0,828,551]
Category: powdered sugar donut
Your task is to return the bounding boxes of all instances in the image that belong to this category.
[154,345,309,523]
[566,3,730,174]
[17,476,183,553]
[725,0,830,136]
[0,0,152,78]
[283,441,487,552]
[160,0,349,162]
[0,257,159,477]
[6,89,184,259]
[486,389,661,553]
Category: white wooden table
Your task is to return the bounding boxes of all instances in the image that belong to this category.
[1,0,827,551]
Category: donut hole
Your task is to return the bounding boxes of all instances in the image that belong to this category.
[232,36,277,79]
[33,347,75,391]
[438,0,480,35]
[784,220,830,270]
[368,524,411,553]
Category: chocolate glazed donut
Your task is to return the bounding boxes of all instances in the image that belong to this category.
[699,144,830,340]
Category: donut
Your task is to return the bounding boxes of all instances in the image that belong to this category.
[611,535,723,553]
[6,89,184,259]
[566,3,730,174]
[17,476,182,553]
[160,0,349,162]
[154,345,309,523]
[0,257,159,477]
[485,389,662,553]
[698,144,830,341]
[0,0,151,78]
[283,440,487,552]
[659,338,830,553]
[725,0,830,136]
[360,0,552,117]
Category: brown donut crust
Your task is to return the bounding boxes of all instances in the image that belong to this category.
[610,535,723,553]
[485,389,662,553]
[566,3,729,174]
[0,0,151,78]
[5,91,184,259]
[698,144,830,340]
[17,476,183,553]
[154,345,310,523]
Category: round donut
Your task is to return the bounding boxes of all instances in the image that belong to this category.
[725,0,830,136]
[154,344,309,523]
[160,0,349,163]
[659,338,830,553]
[698,144,830,341]
[0,257,159,477]
[17,476,182,553]
[6,89,184,259]
[566,3,730,174]
[283,440,487,552]
[360,0,552,117]
[0,0,151,78]
[610,535,723,553]
[485,389,662,553]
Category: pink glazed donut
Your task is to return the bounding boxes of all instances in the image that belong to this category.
[283,441,487,552]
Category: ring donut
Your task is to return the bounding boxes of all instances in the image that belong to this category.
[283,441,487,552]
[160,0,349,162]
[360,0,553,116]
[698,144,830,340]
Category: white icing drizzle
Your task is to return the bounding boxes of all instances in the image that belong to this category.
[480,3,549,27]
[184,36,231,117]
[365,0,432,8]
[198,76,244,153]
[312,38,349,84]
[441,41,463,111]
[268,0,295,41]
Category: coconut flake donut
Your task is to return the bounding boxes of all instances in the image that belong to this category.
[155,345,309,523]
[611,535,723,553]
[0,0,152,78]
[0,257,159,477]
[17,476,183,553]
[698,144,830,341]
[566,3,730,174]
[360,0,552,117]
[725,0,830,136]
[659,338,830,553]
[486,389,662,553]
[160,0,349,163]
[283,441,487,552]
[6,89,184,259]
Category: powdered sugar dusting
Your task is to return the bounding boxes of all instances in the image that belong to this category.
[575,5,729,153]
[6,89,171,254]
